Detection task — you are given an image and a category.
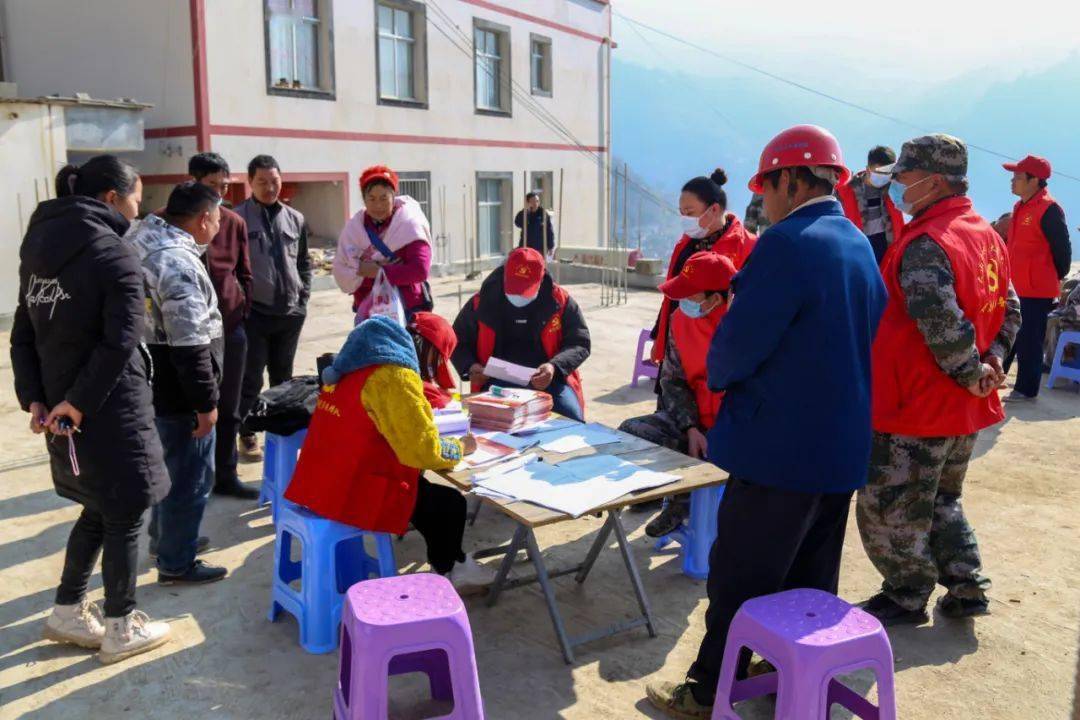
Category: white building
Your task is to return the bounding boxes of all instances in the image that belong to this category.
[0,0,613,275]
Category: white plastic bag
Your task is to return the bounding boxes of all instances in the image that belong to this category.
[359,268,406,326]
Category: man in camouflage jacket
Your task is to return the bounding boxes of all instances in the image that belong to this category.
[857,135,1021,625]
[131,182,228,585]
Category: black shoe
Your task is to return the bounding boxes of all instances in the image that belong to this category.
[158,560,228,586]
[645,502,690,538]
[629,498,664,514]
[149,535,210,560]
[213,477,260,500]
[857,593,929,626]
[937,593,990,619]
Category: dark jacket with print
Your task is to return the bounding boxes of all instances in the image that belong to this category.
[234,198,311,317]
[10,196,169,513]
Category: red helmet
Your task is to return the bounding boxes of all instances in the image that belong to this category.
[748,125,850,193]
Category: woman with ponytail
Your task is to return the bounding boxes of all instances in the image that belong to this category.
[623,168,757,538]
[11,154,172,663]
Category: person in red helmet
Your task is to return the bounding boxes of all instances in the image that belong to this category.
[647,126,887,718]
[333,164,434,323]
[620,251,737,538]
[1001,155,1072,401]
[451,248,590,421]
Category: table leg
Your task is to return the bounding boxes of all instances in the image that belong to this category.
[574,512,615,584]
[524,528,576,664]
[611,509,658,638]
[486,524,527,608]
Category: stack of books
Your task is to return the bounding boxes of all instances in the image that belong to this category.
[433,407,470,436]
[464,387,553,432]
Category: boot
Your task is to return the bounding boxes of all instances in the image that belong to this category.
[238,434,262,462]
[42,597,106,649]
[212,476,260,500]
[858,593,929,626]
[98,610,171,664]
[645,500,690,538]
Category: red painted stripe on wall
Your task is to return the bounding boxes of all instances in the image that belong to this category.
[458,0,609,44]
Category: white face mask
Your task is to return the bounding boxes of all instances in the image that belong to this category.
[868,171,892,189]
[680,214,708,239]
[506,293,537,308]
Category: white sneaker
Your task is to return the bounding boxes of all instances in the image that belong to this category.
[42,598,106,649]
[98,610,171,665]
[448,554,496,596]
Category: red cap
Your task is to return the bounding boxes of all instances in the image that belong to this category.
[658,251,737,300]
[360,165,399,193]
[1002,155,1051,180]
[504,248,546,297]
[409,312,458,389]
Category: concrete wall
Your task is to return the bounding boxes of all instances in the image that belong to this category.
[0,102,68,325]
[0,0,194,128]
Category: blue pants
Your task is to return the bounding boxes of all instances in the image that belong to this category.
[483,379,584,422]
[151,415,215,574]
[1004,296,1053,398]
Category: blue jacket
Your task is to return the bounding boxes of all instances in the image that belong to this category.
[706,198,887,494]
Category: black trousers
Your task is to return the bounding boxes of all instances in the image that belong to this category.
[687,477,853,701]
[1004,296,1053,398]
[215,323,248,485]
[56,506,144,617]
[411,476,467,575]
[240,310,305,437]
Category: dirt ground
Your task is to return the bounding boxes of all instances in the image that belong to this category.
[1,275,1078,719]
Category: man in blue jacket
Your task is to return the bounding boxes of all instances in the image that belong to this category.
[648,125,888,718]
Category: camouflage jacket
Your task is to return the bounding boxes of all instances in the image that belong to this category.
[744,194,771,234]
[131,215,223,414]
[900,235,1021,387]
[658,323,699,431]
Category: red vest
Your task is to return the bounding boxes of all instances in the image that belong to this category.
[652,214,756,362]
[670,303,725,428]
[1008,188,1060,299]
[836,177,905,258]
[472,284,586,415]
[284,367,419,535]
[872,196,1010,437]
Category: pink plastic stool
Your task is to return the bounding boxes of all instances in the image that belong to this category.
[631,329,659,387]
[334,574,484,720]
[712,589,896,720]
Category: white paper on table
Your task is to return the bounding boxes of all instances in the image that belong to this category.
[483,357,537,386]
[474,454,679,517]
[531,423,623,454]
[483,432,542,451]
[511,417,580,436]
[470,453,540,483]
[452,440,520,472]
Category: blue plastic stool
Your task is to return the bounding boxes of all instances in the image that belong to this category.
[269,503,398,654]
[261,429,308,523]
[653,484,725,580]
[1046,330,1080,391]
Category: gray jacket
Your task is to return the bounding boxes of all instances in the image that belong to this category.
[234,198,311,316]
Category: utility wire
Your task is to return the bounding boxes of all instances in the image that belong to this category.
[616,12,1080,184]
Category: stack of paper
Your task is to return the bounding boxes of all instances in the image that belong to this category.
[464,387,553,431]
[472,454,679,517]
[483,357,537,386]
[433,405,470,436]
[453,436,520,471]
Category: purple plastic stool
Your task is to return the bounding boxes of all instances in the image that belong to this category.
[334,574,485,720]
[631,329,659,388]
[712,589,896,720]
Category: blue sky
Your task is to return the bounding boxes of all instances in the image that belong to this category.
[610,2,1080,257]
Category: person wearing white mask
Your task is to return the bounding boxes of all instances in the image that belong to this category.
[451,248,590,421]
[837,146,906,264]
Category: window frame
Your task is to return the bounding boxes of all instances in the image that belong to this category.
[397,171,433,226]
[529,33,553,97]
[472,18,512,118]
[529,171,555,209]
[476,171,514,257]
[264,0,337,101]
[374,0,429,109]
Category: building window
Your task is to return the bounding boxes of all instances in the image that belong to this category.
[265,0,336,99]
[477,173,513,256]
[398,172,432,223]
[530,35,552,96]
[473,19,511,116]
[376,0,428,107]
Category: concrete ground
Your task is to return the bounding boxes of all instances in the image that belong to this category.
[1,274,1078,719]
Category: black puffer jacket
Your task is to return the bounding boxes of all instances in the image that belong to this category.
[10,196,170,514]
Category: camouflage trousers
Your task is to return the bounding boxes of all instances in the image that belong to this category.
[856,431,990,611]
[618,410,689,454]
